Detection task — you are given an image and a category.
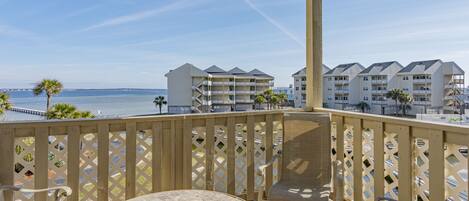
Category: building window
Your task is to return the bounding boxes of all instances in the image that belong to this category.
[301,77,306,81]
[364,96,368,101]
[363,76,368,81]
[295,87,299,90]
[328,88,332,91]
[363,87,368,91]
[403,76,409,80]
[328,77,332,81]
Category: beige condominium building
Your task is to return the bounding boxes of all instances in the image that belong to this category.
[292,59,465,115]
[357,61,404,115]
[395,59,465,115]
[292,65,331,108]
[323,63,365,110]
[165,63,274,114]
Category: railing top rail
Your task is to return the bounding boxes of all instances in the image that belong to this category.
[315,107,469,134]
[0,110,288,128]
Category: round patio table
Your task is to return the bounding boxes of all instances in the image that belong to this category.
[127,190,245,201]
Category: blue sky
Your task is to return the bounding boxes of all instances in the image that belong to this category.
[1,0,469,88]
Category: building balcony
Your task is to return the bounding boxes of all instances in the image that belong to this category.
[413,90,431,94]
[334,80,349,85]
[413,79,431,84]
[255,82,274,87]
[334,89,349,94]
[370,79,387,84]
[334,100,348,104]
[235,99,254,103]
[212,81,234,86]
[1,109,466,201]
[235,82,256,86]
[235,90,256,95]
[211,90,234,95]
[212,100,234,104]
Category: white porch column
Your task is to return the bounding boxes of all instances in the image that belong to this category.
[306,0,323,110]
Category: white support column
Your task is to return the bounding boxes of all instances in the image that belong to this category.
[306,0,323,111]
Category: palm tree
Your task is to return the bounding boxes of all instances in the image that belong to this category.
[277,93,288,108]
[0,92,13,115]
[271,95,281,109]
[262,89,274,109]
[398,93,413,116]
[33,79,63,110]
[46,103,95,120]
[153,96,167,114]
[386,89,404,116]
[254,95,266,110]
[356,101,370,113]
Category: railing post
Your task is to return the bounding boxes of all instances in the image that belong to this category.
[183,119,193,189]
[34,127,49,201]
[429,130,444,201]
[246,115,255,200]
[152,122,163,192]
[332,115,344,201]
[0,128,15,201]
[397,126,412,201]
[265,115,274,194]
[67,126,80,201]
[306,0,323,110]
[205,118,215,190]
[125,122,137,199]
[226,117,236,195]
[97,123,109,201]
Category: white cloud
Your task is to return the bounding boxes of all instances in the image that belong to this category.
[244,0,305,48]
[81,0,200,31]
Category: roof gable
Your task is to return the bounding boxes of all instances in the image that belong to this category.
[204,65,226,73]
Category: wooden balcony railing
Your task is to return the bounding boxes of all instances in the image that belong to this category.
[0,111,284,201]
[316,108,469,201]
[2,109,468,201]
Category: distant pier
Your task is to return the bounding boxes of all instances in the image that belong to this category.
[9,107,46,116]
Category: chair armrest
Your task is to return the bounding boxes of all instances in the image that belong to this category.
[376,197,397,201]
[257,154,280,177]
[0,185,72,201]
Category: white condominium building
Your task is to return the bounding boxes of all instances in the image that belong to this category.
[358,61,403,115]
[292,59,465,115]
[395,60,465,115]
[165,63,274,114]
[292,65,331,108]
[323,63,365,110]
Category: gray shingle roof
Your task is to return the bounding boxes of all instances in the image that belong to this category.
[228,67,248,75]
[325,63,364,75]
[359,61,401,74]
[292,65,330,76]
[248,69,273,78]
[398,59,441,73]
[204,65,226,73]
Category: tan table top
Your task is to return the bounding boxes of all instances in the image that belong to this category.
[127,190,245,201]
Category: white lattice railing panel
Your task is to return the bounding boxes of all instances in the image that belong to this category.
[47,135,68,200]
[445,144,468,201]
[413,138,429,201]
[135,130,153,196]
[108,132,126,201]
[79,133,98,201]
[213,126,227,192]
[192,127,206,189]
[343,125,354,200]
[272,121,283,184]
[362,128,374,201]
[254,122,266,191]
[235,123,247,195]
[14,137,35,201]
[384,132,399,200]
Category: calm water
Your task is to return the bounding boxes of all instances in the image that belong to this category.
[3,89,167,121]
